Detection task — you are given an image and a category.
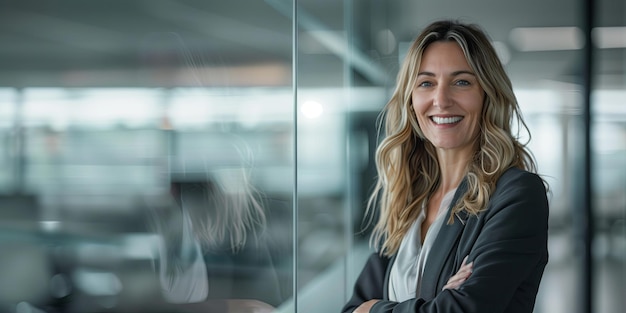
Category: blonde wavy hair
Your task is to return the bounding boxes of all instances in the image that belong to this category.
[368,20,539,256]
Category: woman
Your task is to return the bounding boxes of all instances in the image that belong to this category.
[342,20,549,313]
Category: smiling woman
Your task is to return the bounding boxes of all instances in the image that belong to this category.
[343,19,549,313]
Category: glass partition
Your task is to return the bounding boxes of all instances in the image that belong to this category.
[0,2,294,313]
[293,1,352,312]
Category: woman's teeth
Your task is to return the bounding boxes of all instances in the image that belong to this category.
[431,116,463,124]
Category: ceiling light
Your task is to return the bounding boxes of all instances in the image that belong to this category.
[301,100,323,119]
[592,27,626,48]
[509,27,584,51]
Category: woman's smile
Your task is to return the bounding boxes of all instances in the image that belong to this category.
[430,115,464,125]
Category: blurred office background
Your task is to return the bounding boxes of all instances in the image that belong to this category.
[0,0,623,312]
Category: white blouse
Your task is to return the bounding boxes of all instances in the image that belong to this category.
[388,188,458,302]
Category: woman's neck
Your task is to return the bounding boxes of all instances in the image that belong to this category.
[436,149,471,196]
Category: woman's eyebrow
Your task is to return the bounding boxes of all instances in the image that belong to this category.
[451,70,476,76]
[417,70,476,77]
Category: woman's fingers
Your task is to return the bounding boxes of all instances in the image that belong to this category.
[442,257,473,290]
[353,300,380,313]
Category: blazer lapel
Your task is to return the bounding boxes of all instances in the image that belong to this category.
[418,179,469,300]
[383,254,395,300]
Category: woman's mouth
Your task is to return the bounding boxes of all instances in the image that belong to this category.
[431,116,463,125]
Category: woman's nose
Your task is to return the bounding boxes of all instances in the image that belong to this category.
[433,86,452,108]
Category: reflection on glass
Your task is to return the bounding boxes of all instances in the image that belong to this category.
[0,1,294,312]
[0,86,296,313]
[146,142,288,309]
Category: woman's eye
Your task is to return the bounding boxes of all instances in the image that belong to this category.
[418,81,433,87]
[455,80,470,86]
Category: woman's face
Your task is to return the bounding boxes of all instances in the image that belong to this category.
[411,41,484,155]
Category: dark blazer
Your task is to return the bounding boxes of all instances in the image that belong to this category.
[342,167,549,313]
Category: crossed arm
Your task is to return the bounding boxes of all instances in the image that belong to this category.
[353,257,473,313]
[343,171,549,313]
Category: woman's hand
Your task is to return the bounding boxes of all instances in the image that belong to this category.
[443,256,473,290]
[353,299,380,313]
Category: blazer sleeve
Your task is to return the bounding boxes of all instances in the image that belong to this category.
[369,170,549,313]
[341,252,391,313]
